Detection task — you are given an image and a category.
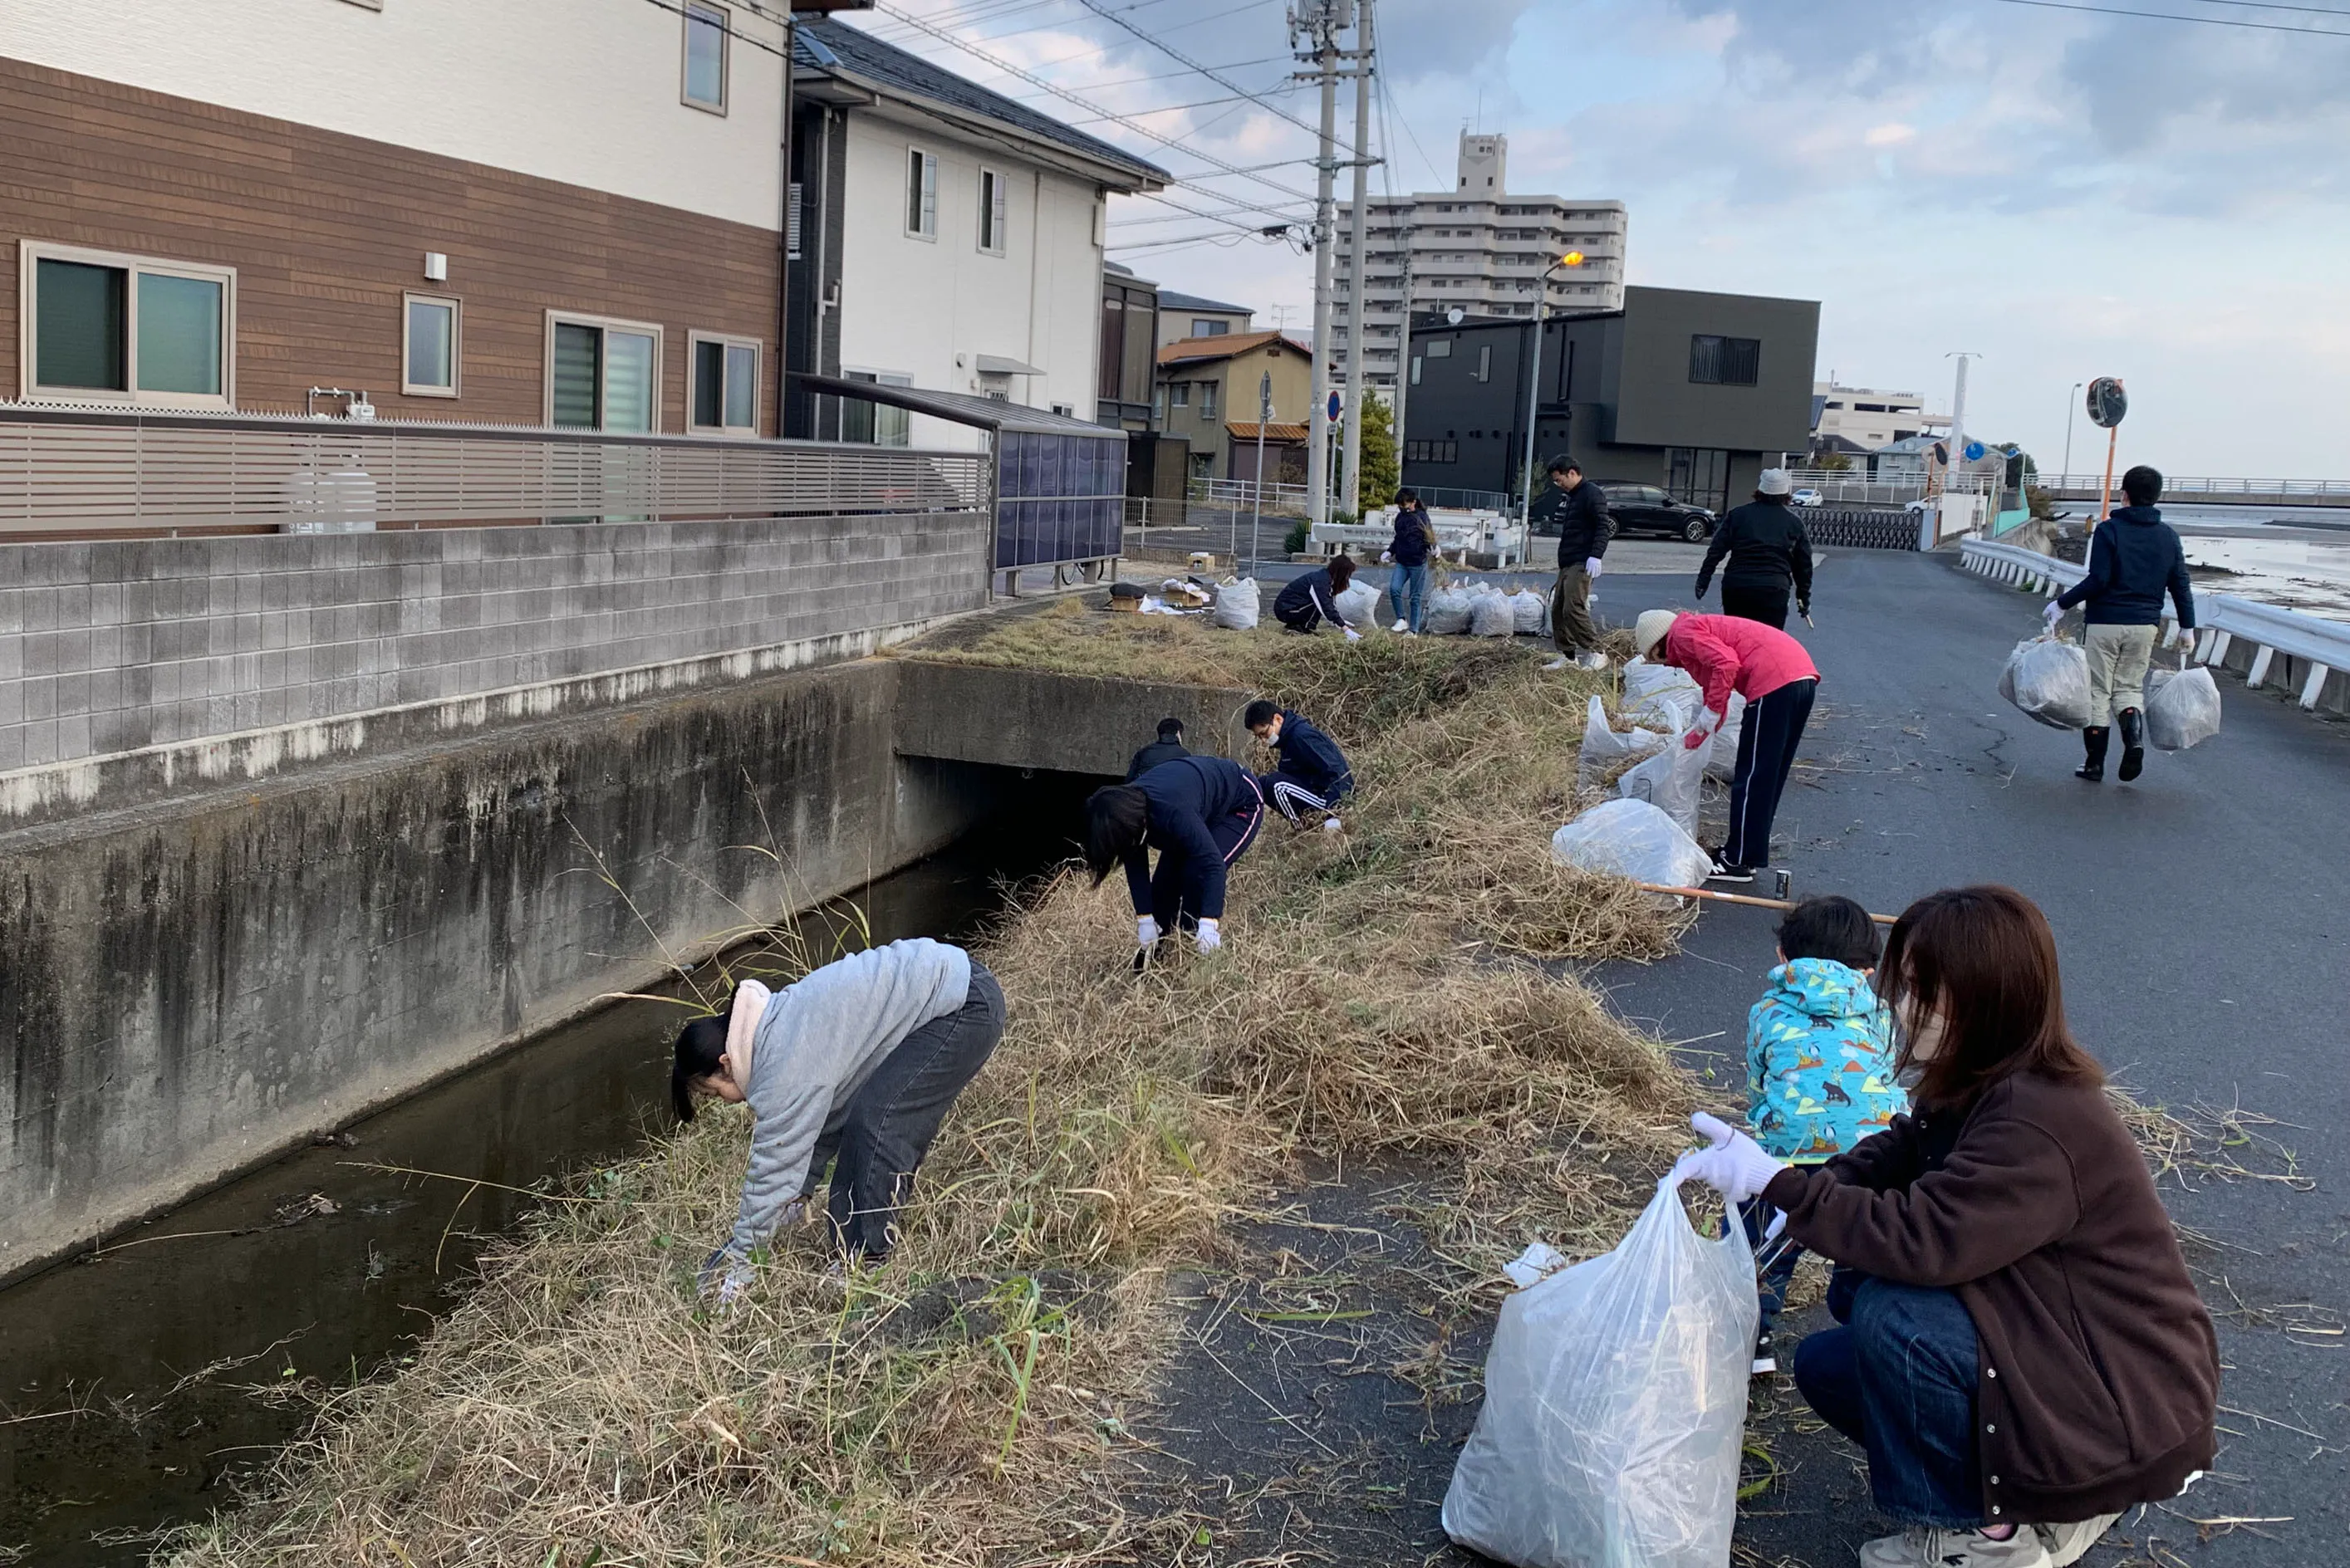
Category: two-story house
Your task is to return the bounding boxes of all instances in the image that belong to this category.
[1155,331,1313,486]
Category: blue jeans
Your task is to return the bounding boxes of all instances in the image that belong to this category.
[1793,1271,1984,1528]
[1387,561,1430,633]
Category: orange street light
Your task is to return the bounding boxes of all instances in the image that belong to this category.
[1562,251,1585,267]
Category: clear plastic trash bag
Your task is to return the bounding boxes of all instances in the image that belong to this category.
[1425,586,1475,635]
[1510,588,1550,635]
[1471,590,1517,638]
[1703,693,1747,786]
[1333,581,1382,630]
[1211,578,1259,631]
[1441,1167,1758,1568]
[2146,663,2221,750]
[1577,696,1666,793]
[1548,797,1714,891]
[1999,636,2092,730]
[1617,713,1710,839]
[1623,656,1701,703]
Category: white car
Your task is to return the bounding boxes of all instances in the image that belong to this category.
[1790,488,1824,507]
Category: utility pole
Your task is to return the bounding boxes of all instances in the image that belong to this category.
[1339,0,1376,517]
[1944,351,1980,496]
[1392,242,1413,448]
[1292,1,1345,532]
[2062,380,2083,487]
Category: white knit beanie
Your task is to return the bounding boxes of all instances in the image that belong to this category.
[1635,610,1679,659]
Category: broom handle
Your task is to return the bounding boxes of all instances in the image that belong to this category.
[1636,882,1899,926]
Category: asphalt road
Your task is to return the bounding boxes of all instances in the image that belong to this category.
[1592,548,2350,1567]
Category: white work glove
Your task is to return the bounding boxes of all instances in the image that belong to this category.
[699,1247,756,1308]
[1688,1112,1790,1204]
[1681,706,1720,752]
[1136,915,1161,948]
[1194,917,1223,954]
[1585,556,1603,581]
[2171,623,2197,650]
[1380,551,1393,564]
[2042,600,2064,632]
[1342,626,1361,643]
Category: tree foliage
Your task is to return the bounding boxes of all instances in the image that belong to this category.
[1357,391,1400,508]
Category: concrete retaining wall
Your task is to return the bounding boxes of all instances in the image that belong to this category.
[0,512,990,826]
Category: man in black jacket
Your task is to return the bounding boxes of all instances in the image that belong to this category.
[2048,465,2196,782]
[1126,718,1190,782]
[1542,456,1611,670]
[1695,468,1813,629]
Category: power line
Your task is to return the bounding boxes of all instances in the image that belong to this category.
[1986,0,2350,31]
[1003,55,1289,96]
[1072,0,1357,153]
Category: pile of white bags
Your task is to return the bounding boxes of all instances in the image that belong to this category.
[1509,588,1549,636]
[1333,581,1383,631]
[2147,663,2222,750]
[1617,720,1710,839]
[1999,637,2093,730]
[1441,1169,1756,1568]
[1548,797,1714,891]
[1576,695,1666,792]
[1210,578,1259,631]
[1424,586,1475,635]
[1469,586,1516,638]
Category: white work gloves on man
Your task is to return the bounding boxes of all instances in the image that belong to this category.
[1681,706,1722,752]
[1685,1112,1789,1204]
[2171,623,2198,649]
[2043,599,2064,632]
[1194,917,1223,954]
[1136,915,1162,948]
[1343,625,1362,643]
[1585,556,1603,580]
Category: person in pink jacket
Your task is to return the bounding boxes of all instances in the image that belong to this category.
[1634,609,1820,881]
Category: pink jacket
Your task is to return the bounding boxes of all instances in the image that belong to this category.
[1659,614,1819,717]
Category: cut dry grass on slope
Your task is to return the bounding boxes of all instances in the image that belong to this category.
[162,620,1713,1568]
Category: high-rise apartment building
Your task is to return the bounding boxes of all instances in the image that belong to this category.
[1332,131,1626,393]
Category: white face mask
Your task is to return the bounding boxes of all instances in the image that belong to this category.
[1896,995,1948,1086]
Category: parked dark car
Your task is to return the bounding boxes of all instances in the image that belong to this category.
[1528,483,1715,542]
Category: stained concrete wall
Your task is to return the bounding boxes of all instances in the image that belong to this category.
[894,659,1252,776]
[0,657,1007,1279]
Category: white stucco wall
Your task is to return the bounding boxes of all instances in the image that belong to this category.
[835,107,1104,450]
[0,0,786,231]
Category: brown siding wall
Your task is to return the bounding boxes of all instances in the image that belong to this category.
[0,58,782,433]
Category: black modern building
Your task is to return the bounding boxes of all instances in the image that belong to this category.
[1398,285,1820,514]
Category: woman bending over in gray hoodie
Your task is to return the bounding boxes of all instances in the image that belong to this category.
[672,937,1005,1301]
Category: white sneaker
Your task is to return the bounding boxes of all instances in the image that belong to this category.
[1859,1526,2050,1568]
[1320,816,1343,834]
[2036,1514,2121,1568]
[1576,650,1609,671]
[1543,656,1571,672]
[1392,618,1409,633]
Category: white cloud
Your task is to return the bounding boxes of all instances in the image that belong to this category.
[1863,123,1916,148]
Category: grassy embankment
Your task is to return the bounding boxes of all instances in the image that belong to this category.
[163,606,1715,1568]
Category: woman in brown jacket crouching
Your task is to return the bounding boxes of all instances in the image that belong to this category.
[1688,885,2218,1568]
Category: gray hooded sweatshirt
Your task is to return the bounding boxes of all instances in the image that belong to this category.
[724,938,972,1258]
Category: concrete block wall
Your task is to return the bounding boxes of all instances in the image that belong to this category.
[0,513,990,823]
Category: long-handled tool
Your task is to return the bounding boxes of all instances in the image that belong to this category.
[1636,882,1898,926]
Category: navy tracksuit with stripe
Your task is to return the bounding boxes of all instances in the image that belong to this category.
[1124,755,1265,930]
[1258,709,1352,824]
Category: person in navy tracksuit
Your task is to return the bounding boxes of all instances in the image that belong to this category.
[1244,699,1352,830]
[1083,754,1265,963]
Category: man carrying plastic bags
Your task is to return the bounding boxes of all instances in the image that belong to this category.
[1442,1164,1756,1568]
[2043,463,2197,782]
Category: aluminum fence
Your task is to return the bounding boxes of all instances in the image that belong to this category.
[0,403,989,536]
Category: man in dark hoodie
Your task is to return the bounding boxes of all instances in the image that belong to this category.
[1126,718,1190,782]
[2048,465,2196,783]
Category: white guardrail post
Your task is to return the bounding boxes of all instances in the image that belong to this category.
[1959,537,2346,712]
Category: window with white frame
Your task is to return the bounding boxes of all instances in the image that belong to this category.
[546,311,662,432]
[20,241,235,408]
[978,167,1008,255]
[1170,381,1189,408]
[905,149,938,238]
[689,331,759,433]
[1199,381,1219,420]
[842,370,912,446]
[403,293,459,397]
[682,2,728,112]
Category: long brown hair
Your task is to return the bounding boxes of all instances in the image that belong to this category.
[1880,885,2103,1109]
[1327,554,1357,590]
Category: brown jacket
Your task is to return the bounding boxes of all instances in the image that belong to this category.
[1765,1071,2218,1526]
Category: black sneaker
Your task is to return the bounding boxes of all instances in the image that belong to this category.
[1707,855,1757,884]
[1751,1334,1777,1376]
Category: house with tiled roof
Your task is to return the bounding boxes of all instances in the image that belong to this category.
[1154,331,1316,485]
[787,18,1170,447]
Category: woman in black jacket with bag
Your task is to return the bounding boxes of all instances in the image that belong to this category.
[1381,489,1436,634]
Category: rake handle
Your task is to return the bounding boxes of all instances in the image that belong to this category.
[1636,882,1899,926]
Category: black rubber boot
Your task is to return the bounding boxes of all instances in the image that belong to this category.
[2117,708,2146,782]
[2075,726,2108,782]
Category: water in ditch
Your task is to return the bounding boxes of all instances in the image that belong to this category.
[0,801,1086,1566]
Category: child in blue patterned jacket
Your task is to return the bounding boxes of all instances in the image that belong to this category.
[1739,894,1905,1374]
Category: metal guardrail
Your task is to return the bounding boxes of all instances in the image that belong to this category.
[1190,476,1308,512]
[1960,537,2349,710]
[2033,473,2350,501]
[0,403,988,535]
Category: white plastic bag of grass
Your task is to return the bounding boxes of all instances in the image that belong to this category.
[1211,578,1259,631]
[1442,1166,1757,1568]
[1548,797,1712,890]
[1623,656,1700,704]
[1334,581,1382,631]
[1703,693,1747,785]
[1577,696,1665,793]
[1510,588,1549,635]
[1470,589,1516,638]
[2146,663,2221,750]
[1617,716,1710,839]
[1999,637,2092,730]
[1425,586,1475,635]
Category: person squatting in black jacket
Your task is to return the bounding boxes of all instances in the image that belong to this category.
[2048,464,2197,783]
[1245,699,1353,831]
[1273,555,1363,639]
[1085,754,1265,965]
[1126,717,1190,782]
[1696,468,1814,629]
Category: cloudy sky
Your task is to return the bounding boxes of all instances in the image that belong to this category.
[853,0,2350,477]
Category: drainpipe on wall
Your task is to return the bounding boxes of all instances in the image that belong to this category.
[775,11,797,439]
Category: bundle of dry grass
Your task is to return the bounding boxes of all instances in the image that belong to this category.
[164,618,1714,1568]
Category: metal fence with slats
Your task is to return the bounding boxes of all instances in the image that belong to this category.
[0,403,989,536]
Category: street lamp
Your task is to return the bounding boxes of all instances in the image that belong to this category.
[1517,251,1584,531]
[2062,380,2084,489]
